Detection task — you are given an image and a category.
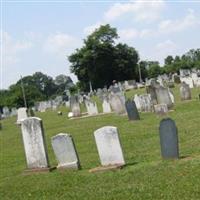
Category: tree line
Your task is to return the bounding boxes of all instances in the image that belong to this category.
[69,24,200,90]
[0,73,74,109]
[1,24,200,109]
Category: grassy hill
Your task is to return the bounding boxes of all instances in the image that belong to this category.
[1,85,200,200]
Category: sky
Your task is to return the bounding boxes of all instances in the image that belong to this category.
[1,0,200,89]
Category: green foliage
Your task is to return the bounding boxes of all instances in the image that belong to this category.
[69,24,139,91]
[0,72,73,109]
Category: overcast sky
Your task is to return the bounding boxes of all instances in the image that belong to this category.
[1,0,200,89]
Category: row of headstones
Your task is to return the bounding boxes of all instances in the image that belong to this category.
[20,117,179,173]
[0,107,17,119]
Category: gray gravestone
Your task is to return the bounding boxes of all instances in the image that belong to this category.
[70,96,81,117]
[109,94,126,115]
[159,118,179,159]
[125,99,140,120]
[21,117,50,169]
[180,82,191,100]
[94,126,125,166]
[154,104,168,115]
[155,86,173,108]
[51,133,80,169]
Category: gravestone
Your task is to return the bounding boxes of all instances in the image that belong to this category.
[85,100,98,115]
[109,94,126,115]
[134,94,152,112]
[102,99,112,113]
[3,107,10,118]
[21,117,50,171]
[155,86,173,108]
[17,107,28,124]
[125,99,140,120]
[180,82,191,100]
[70,96,81,117]
[159,118,179,159]
[94,126,125,167]
[51,133,80,169]
[154,104,168,115]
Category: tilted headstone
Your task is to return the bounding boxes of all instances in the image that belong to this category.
[94,126,125,166]
[154,104,168,115]
[159,118,179,159]
[102,99,112,113]
[125,99,140,120]
[51,133,80,169]
[70,96,81,117]
[180,82,191,100]
[85,100,98,115]
[17,107,28,124]
[21,117,50,169]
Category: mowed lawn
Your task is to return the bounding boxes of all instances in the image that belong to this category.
[1,85,200,200]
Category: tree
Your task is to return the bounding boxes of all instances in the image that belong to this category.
[148,62,162,78]
[69,24,139,91]
[164,56,174,65]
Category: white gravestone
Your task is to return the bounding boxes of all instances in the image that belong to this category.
[51,133,80,169]
[85,101,98,115]
[102,99,112,113]
[17,107,28,124]
[94,126,125,166]
[21,117,49,170]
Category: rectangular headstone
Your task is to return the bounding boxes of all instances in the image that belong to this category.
[159,118,179,159]
[51,133,80,169]
[21,117,50,169]
[94,126,125,166]
[102,99,112,113]
[125,99,140,120]
[85,100,98,115]
[17,107,28,124]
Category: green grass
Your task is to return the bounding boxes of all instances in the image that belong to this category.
[1,85,200,200]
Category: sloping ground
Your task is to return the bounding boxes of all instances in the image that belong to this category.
[0,85,200,200]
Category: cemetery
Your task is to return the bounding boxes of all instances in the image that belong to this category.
[1,83,200,199]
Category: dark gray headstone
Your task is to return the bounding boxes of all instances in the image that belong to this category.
[159,118,179,159]
[125,99,140,120]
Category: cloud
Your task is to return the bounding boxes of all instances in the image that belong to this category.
[158,9,200,33]
[1,31,33,65]
[118,28,139,40]
[83,22,105,35]
[43,32,81,56]
[104,0,165,22]
[156,40,177,51]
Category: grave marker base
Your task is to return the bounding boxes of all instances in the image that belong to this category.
[89,164,124,173]
[22,167,56,175]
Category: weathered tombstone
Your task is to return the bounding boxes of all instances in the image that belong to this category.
[70,96,81,117]
[109,94,126,115]
[21,117,50,172]
[17,107,28,124]
[134,94,152,112]
[125,99,140,120]
[102,99,112,113]
[146,85,158,105]
[154,104,168,115]
[85,100,98,115]
[180,82,191,101]
[155,86,173,108]
[159,118,179,159]
[93,126,125,170]
[51,133,80,170]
